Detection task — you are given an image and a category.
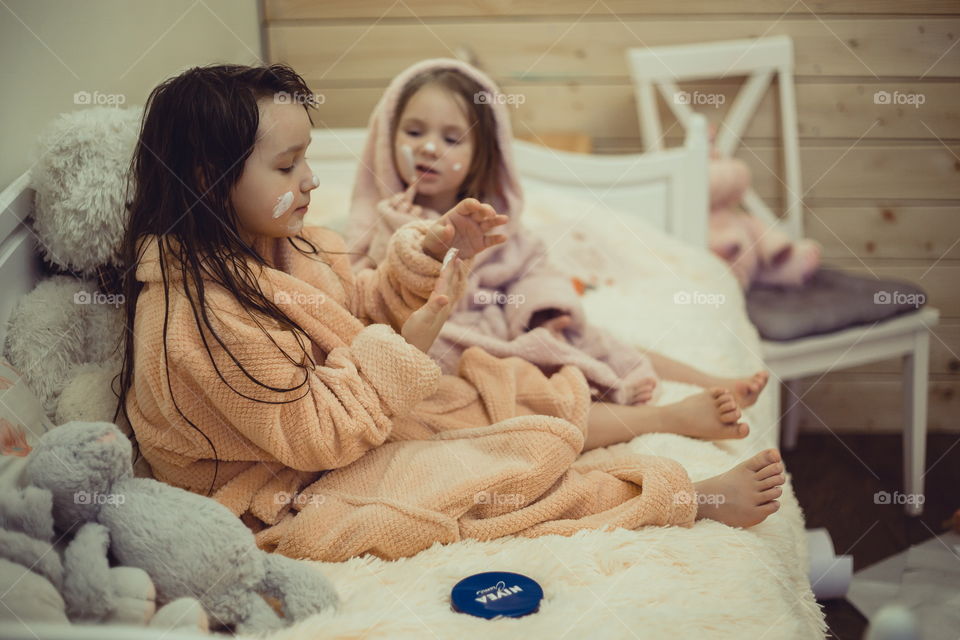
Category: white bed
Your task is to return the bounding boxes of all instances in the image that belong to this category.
[0,116,826,639]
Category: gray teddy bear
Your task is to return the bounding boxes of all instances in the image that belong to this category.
[24,420,339,634]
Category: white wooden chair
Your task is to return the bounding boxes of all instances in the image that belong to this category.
[627,36,939,515]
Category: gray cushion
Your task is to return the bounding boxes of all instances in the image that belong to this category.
[746,268,927,341]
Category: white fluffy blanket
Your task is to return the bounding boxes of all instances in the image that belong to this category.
[279,186,826,639]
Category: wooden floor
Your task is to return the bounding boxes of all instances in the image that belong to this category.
[783,433,960,640]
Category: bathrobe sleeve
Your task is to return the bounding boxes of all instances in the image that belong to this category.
[498,231,588,339]
[351,220,472,332]
[167,323,441,472]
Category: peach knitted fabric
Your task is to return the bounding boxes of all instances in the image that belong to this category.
[127,222,696,562]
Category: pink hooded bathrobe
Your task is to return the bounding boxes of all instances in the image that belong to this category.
[346,58,663,406]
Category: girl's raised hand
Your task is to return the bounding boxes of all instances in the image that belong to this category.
[381,181,424,219]
[400,253,465,353]
[422,198,508,261]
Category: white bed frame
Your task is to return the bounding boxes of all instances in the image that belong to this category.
[0,115,710,640]
[0,115,709,349]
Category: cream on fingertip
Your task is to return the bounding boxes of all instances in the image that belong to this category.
[442,247,460,270]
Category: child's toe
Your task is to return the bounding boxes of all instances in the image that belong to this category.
[757,486,783,504]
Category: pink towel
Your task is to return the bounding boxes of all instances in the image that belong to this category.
[346,58,661,405]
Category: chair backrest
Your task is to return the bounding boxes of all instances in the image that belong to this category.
[627,36,803,240]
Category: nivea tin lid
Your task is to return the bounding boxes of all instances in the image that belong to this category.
[450,571,543,619]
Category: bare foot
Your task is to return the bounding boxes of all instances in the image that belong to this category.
[628,377,657,404]
[712,371,769,408]
[660,388,748,439]
[693,449,785,528]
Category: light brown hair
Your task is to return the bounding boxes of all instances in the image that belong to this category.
[391,68,502,204]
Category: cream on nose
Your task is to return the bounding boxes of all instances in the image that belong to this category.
[311,174,320,187]
[423,141,437,154]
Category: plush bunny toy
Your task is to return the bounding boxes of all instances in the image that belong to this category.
[0,485,208,630]
[24,421,339,634]
[706,125,821,290]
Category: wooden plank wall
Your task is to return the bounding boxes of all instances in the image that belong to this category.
[264,0,960,433]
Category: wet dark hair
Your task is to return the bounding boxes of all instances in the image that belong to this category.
[113,64,327,495]
[391,68,502,204]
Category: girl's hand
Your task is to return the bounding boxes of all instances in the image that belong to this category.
[527,309,573,340]
[401,254,465,353]
[379,181,425,219]
[422,198,508,261]
[539,314,573,340]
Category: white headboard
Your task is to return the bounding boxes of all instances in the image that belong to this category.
[0,115,708,346]
[0,171,42,349]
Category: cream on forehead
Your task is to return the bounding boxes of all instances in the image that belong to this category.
[272,191,294,219]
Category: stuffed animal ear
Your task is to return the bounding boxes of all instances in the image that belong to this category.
[0,486,55,542]
[30,106,143,276]
[25,422,132,532]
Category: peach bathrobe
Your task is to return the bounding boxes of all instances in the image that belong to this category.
[126,222,696,563]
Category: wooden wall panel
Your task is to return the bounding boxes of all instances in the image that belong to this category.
[269,19,960,80]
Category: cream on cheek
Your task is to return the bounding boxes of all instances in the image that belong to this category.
[286,216,304,233]
[272,191,294,219]
[400,144,416,182]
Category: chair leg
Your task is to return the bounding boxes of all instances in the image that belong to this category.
[902,331,930,517]
[780,379,803,451]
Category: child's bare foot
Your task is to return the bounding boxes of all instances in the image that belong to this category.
[628,377,657,404]
[711,371,769,408]
[660,388,748,439]
[693,449,785,528]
